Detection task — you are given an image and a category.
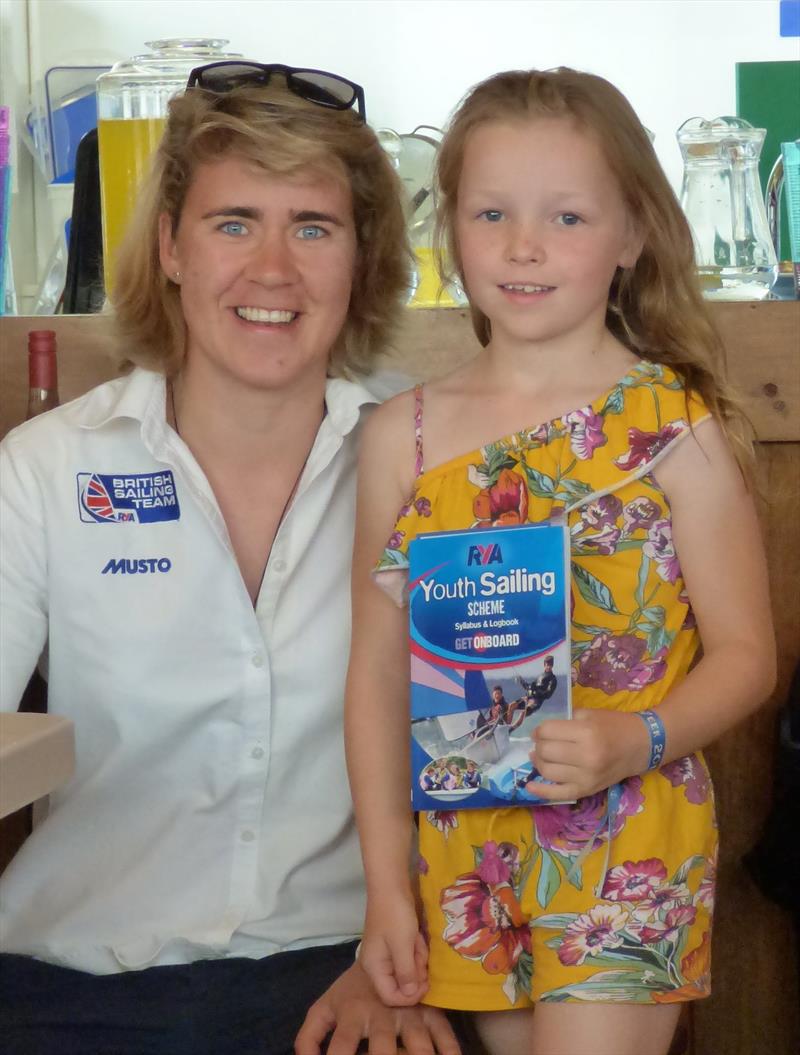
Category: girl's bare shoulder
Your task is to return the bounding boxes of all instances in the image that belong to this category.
[363,386,418,444]
[359,387,420,498]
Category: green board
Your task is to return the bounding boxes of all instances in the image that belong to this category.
[736,60,800,262]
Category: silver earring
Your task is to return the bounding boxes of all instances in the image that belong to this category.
[174,271,181,282]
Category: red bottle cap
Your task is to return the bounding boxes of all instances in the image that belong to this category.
[28,329,57,353]
[28,330,58,389]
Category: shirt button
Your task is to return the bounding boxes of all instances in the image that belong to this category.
[251,746,265,760]
[251,653,264,668]
[273,559,286,572]
[241,830,255,843]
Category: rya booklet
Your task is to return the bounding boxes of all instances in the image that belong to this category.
[408,519,572,809]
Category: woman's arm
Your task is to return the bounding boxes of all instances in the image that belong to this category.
[532,417,776,799]
[345,394,428,1006]
[0,439,49,711]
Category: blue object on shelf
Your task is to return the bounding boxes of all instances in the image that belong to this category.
[27,66,110,184]
[780,1,800,37]
[47,82,100,184]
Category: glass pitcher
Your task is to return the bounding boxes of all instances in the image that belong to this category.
[96,38,242,292]
[377,125,464,308]
[677,116,778,300]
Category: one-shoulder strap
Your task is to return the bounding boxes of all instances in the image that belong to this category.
[413,383,424,478]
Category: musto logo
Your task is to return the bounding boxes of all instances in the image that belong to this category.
[77,472,180,524]
[102,557,172,575]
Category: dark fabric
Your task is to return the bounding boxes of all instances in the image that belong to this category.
[0,941,358,1055]
[743,659,800,916]
[63,128,105,314]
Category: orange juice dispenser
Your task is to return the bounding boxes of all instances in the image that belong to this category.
[96,38,241,292]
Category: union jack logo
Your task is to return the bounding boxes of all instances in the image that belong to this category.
[79,474,118,522]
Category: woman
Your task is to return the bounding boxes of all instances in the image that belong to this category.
[0,65,458,1055]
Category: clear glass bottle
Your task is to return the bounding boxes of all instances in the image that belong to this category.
[26,330,60,418]
[95,38,241,292]
[677,116,778,300]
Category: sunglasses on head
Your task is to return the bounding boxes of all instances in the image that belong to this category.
[186,61,366,122]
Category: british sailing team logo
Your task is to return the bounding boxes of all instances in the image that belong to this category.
[77,471,181,524]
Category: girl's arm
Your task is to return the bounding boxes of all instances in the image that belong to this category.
[533,417,776,799]
[345,394,428,1006]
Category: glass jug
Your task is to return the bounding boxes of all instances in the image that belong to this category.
[96,38,241,291]
[677,116,778,300]
[377,126,464,308]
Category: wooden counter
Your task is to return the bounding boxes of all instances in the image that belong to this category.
[0,303,798,1055]
[0,302,798,440]
[0,713,75,819]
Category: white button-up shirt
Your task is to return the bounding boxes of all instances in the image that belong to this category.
[0,367,376,974]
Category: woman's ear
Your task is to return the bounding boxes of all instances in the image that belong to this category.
[158,212,180,280]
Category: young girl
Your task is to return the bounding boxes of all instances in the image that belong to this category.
[345,69,775,1055]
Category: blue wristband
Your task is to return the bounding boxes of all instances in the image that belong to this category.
[637,709,666,770]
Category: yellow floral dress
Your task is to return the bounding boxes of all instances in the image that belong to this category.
[374,360,717,1011]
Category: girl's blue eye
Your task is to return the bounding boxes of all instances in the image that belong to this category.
[297,225,326,240]
[557,213,582,226]
[220,221,247,236]
[479,210,503,223]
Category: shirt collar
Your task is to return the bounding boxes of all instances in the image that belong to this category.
[78,367,165,432]
[323,376,379,437]
[78,367,378,440]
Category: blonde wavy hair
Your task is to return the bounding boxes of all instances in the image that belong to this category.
[111,83,410,378]
[434,68,754,468]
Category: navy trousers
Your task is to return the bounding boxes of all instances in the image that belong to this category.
[0,941,359,1055]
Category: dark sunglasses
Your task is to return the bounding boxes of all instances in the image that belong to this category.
[186,61,366,122]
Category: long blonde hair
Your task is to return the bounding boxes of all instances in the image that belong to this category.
[434,69,753,468]
[112,83,410,378]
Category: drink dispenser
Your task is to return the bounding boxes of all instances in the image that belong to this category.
[677,116,778,301]
[96,39,241,292]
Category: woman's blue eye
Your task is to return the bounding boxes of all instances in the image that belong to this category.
[557,213,582,226]
[297,225,326,240]
[220,221,247,236]
[479,210,503,223]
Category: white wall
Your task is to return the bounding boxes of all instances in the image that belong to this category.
[5,0,798,311]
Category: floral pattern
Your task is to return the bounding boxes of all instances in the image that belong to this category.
[537,854,712,1001]
[533,777,645,858]
[374,360,717,1006]
[659,755,712,805]
[644,520,682,584]
[471,466,529,527]
[622,497,661,533]
[613,421,687,472]
[440,843,531,978]
[557,903,629,965]
[426,810,459,838]
[653,931,712,1003]
[575,633,668,695]
[564,407,609,460]
[601,858,667,902]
